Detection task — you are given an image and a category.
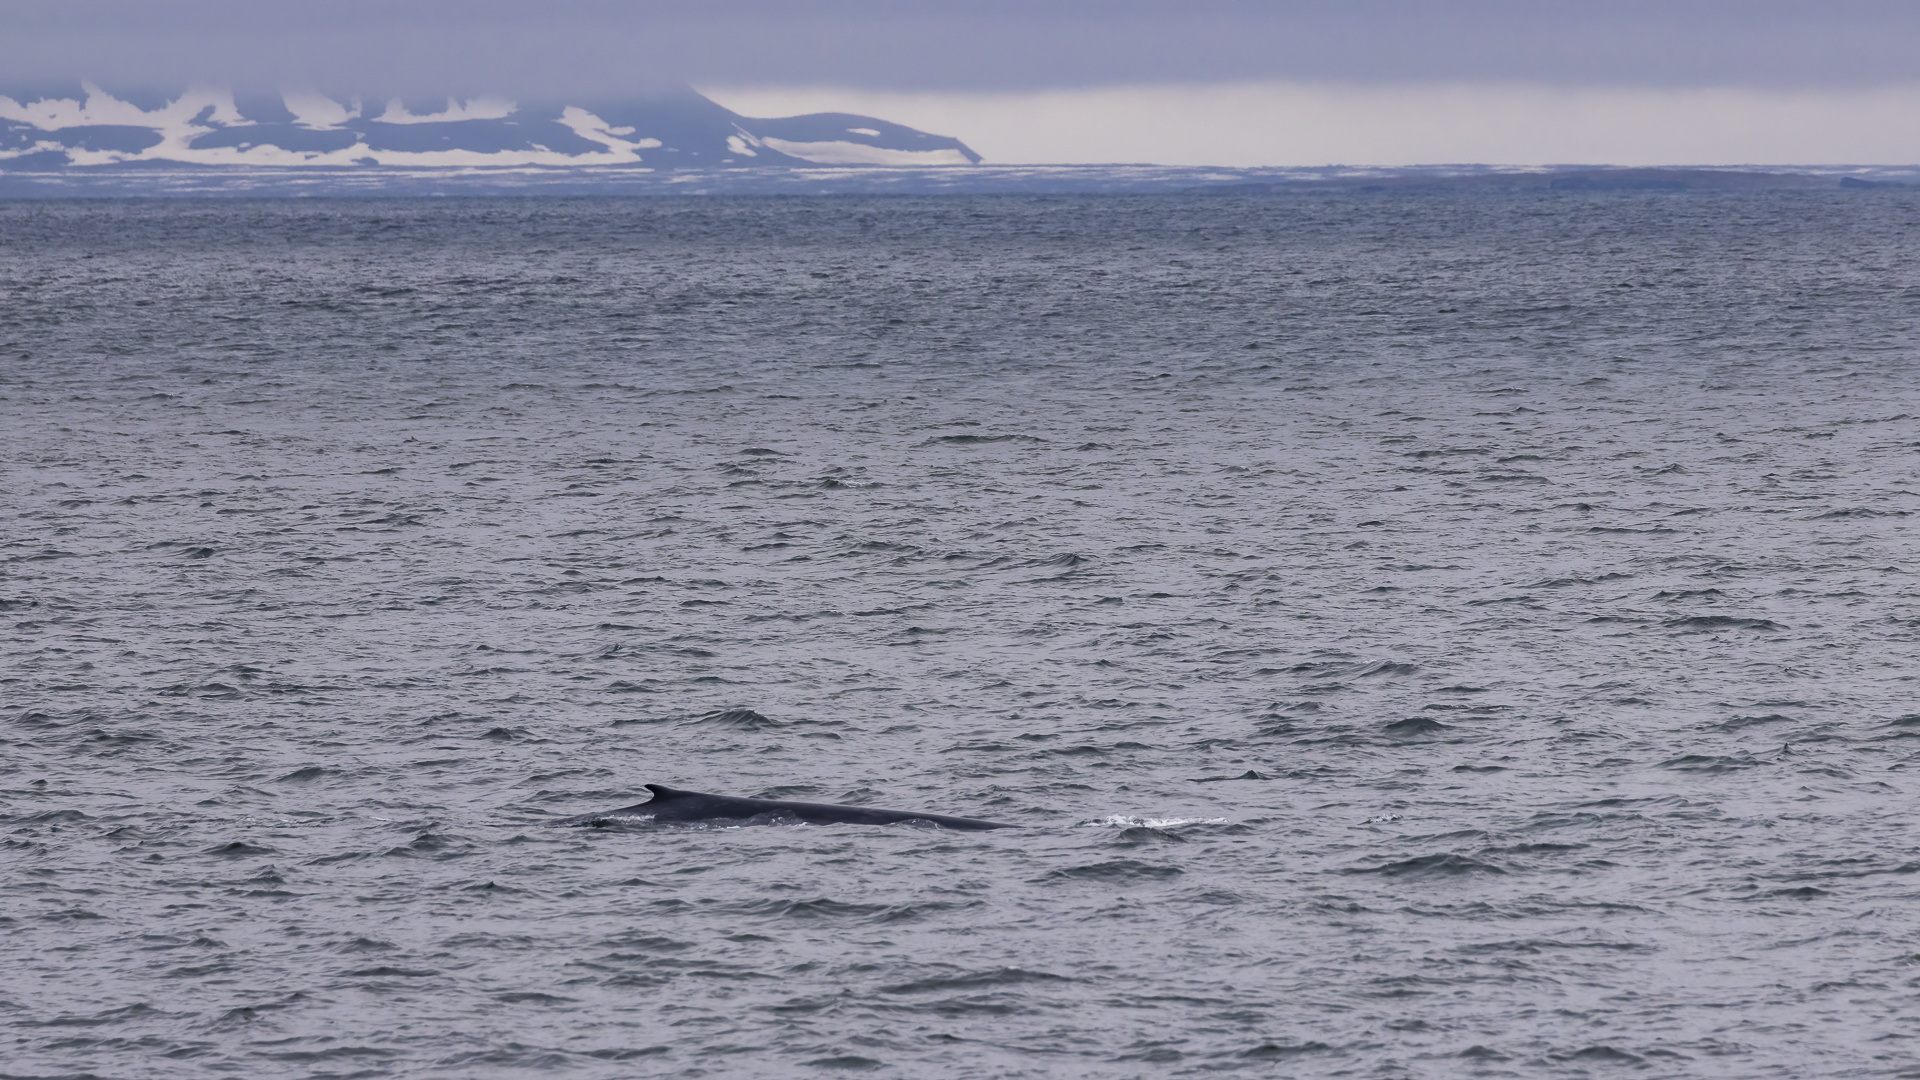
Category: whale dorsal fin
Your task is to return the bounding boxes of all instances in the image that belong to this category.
[645,784,693,801]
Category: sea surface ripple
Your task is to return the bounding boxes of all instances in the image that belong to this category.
[3,193,1920,1079]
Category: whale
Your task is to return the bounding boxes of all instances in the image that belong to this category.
[560,783,1015,831]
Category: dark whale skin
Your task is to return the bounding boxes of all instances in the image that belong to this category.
[566,784,1015,831]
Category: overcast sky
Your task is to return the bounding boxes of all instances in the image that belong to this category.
[8,1,1920,164]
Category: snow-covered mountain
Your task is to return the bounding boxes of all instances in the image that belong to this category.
[0,83,981,169]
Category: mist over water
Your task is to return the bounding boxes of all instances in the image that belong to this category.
[4,193,1920,1078]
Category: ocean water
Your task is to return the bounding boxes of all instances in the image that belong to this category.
[3,192,1920,1079]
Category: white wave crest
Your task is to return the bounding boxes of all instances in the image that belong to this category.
[1082,815,1228,828]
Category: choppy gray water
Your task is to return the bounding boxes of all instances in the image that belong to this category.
[4,193,1920,1079]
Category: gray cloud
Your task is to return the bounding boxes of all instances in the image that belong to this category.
[6,1,1919,97]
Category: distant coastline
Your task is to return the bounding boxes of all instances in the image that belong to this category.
[0,162,1913,198]
[5,84,1915,197]
[0,83,981,177]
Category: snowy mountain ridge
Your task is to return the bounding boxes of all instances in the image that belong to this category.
[0,83,982,169]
